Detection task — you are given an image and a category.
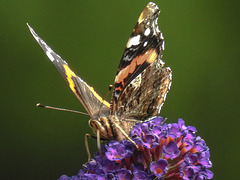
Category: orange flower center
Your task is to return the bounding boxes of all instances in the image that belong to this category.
[156,168,162,174]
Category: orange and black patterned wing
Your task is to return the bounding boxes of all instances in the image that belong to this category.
[111,2,172,119]
[28,24,110,118]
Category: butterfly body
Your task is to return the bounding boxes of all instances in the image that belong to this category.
[28,2,172,142]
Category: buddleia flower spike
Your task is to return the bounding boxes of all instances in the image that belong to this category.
[59,117,213,180]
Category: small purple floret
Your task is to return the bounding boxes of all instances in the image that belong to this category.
[150,159,168,177]
[162,141,180,159]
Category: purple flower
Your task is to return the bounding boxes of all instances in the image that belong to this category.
[113,169,132,180]
[162,141,180,159]
[150,159,168,177]
[59,116,213,179]
[105,141,133,162]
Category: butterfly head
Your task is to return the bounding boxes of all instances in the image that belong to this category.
[89,116,114,140]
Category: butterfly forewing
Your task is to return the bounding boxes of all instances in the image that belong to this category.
[27,24,110,118]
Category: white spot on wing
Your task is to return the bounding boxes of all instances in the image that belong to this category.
[46,51,55,62]
[159,59,165,66]
[144,28,150,36]
[162,41,165,50]
[131,74,142,88]
[126,35,141,48]
[160,33,164,40]
[143,41,148,47]
[154,18,158,26]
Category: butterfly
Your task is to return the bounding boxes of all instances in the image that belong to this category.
[28,2,172,145]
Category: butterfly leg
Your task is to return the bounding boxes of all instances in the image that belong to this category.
[96,130,104,159]
[85,131,104,161]
[85,134,92,161]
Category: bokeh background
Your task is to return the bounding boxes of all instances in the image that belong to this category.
[1,0,239,179]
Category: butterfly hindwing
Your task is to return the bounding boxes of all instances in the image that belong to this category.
[27,24,110,117]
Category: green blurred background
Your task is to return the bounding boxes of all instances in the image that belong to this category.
[1,0,239,179]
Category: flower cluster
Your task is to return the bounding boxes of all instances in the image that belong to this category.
[59,117,213,180]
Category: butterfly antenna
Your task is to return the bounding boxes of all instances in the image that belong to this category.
[36,103,89,116]
[97,85,113,116]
